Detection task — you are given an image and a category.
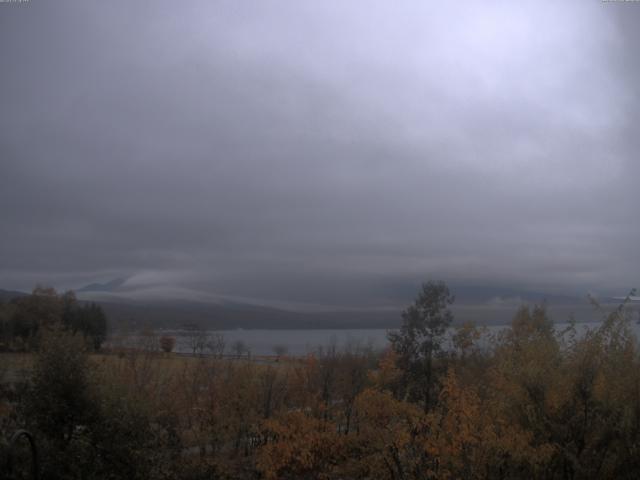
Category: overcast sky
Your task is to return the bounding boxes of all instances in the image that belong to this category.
[1,0,638,307]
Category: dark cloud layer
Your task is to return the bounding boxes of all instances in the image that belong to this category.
[1,0,639,306]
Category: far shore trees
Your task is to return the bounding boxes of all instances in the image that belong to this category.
[6,286,108,351]
[232,339,249,359]
[184,328,226,357]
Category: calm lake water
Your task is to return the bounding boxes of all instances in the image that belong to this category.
[171,328,389,356]
[117,320,640,356]
[106,302,640,356]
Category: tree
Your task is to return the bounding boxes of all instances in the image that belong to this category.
[19,326,100,477]
[11,286,62,346]
[205,332,225,358]
[75,302,108,350]
[60,292,108,350]
[19,326,179,479]
[0,301,16,349]
[22,327,98,445]
[160,335,176,353]
[232,340,248,359]
[257,411,344,480]
[7,287,108,351]
[346,387,423,480]
[185,328,210,356]
[451,321,484,360]
[388,281,454,412]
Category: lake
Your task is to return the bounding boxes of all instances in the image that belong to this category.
[120,319,640,356]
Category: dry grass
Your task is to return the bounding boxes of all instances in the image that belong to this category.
[0,350,299,397]
[0,353,34,384]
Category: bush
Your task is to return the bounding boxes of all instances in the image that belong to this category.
[160,335,176,353]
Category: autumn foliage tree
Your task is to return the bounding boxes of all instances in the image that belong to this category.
[160,335,176,353]
[7,287,107,350]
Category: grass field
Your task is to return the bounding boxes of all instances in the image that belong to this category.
[0,350,297,389]
[0,353,34,385]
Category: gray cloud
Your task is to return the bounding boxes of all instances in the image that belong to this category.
[1,0,639,305]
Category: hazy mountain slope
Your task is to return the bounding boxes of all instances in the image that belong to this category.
[0,289,28,302]
[1,282,620,331]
